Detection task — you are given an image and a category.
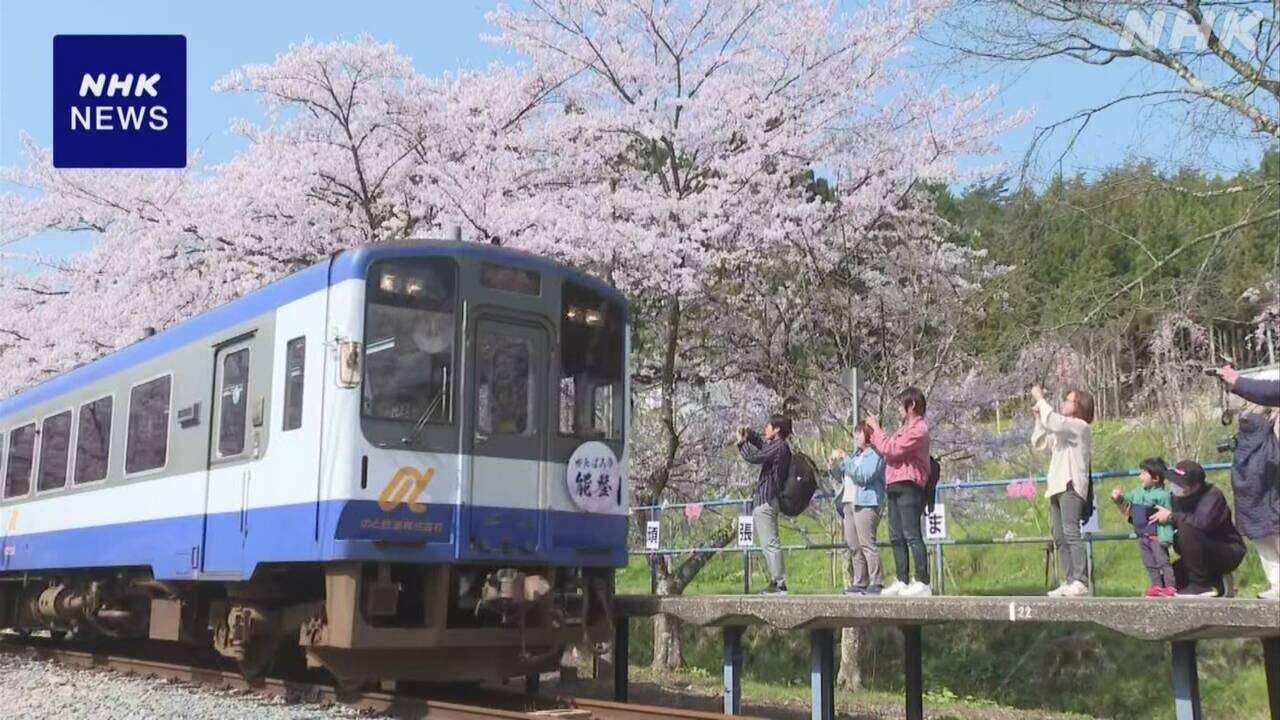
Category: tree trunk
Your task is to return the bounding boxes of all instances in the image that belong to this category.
[651,613,684,670]
[836,550,864,690]
[838,626,865,691]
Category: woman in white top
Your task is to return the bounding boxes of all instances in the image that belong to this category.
[1030,384,1095,598]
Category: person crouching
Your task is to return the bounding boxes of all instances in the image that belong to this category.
[1110,458,1176,597]
[1150,461,1247,598]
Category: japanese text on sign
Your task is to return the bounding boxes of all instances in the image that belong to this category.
[645,521,661,550]
[566,441,622,513]
[924,504,947,540]
[737,515,755,547]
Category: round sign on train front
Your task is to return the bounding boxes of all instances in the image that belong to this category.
[566,441,621,513]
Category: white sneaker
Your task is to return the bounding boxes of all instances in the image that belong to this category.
[1258,587,1279,601]
[881,580,907,597]
[1046,583,1069,597]
[901,581,932,597]
[1057,581,1091,598]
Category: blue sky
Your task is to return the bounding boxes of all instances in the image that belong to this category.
[0,1,1268,265]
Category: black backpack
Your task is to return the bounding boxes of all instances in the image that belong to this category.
[778,450,819,517]
[923,456,942,512]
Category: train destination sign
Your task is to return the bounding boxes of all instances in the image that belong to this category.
[566,441,621,513]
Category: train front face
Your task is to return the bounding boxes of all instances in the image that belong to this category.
[310,244,629,684]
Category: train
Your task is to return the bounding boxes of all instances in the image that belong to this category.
[0,241,630,686]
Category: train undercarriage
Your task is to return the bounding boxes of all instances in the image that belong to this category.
[0,562,615,687]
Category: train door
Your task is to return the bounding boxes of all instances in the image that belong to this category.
[201,337,256,577]
[464,316,548,558]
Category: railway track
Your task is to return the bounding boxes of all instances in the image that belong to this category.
[0,636,747,720]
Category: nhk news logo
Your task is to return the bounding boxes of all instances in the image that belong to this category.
[53,35,186,168]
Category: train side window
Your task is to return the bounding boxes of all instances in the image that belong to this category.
[37,410,72,492]
[74,396,113,484]
[4,423,36,498]
[218,349,251,457]
[126,375,172,474]
[283,337,305,431]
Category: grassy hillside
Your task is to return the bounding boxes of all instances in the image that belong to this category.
[616,416,1274,719]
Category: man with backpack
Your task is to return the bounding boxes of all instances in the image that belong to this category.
[735,414,794,595]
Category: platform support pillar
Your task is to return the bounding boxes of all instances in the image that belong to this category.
[904,625,923,720]
[810,628,835,720]
[1171,640,1203,720]
[724,626,745,715]
[614,617,629,702]
[1262,637,1278,720]
[524,672,539,696]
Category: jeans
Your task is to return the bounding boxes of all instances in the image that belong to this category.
[1173,523,1246,590]
[1049,486,1088,585]
[886,483,928,584]
[752,499,785,585]
[1137,535,1175,587]
[842,503,883,588]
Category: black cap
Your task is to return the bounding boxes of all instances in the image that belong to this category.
[1162,460,1206,487]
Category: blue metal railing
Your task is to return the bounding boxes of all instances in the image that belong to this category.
[630,462,1232,594]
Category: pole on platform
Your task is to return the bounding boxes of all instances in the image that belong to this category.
[1170,640,1203,720]
[1262,637,1278,720]
[649,507,660,595]
[743,500,753,595]
[724,626,745,715]
[524,672,540,696]
[903,625,924,720]
[614,617,629,702]
[809,628,835,720]
[934,543,945,594]
[1085,536,1095,590]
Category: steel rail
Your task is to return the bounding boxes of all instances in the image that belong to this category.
[0,636,746,720]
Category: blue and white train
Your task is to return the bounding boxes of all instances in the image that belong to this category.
[0,241,629,684]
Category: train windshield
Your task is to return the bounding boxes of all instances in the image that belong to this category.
[363,258,457,424]
[559,281,624,440]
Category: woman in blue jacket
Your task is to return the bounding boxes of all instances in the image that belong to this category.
[829,420,887,594]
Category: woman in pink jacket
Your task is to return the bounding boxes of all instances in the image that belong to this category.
[866,386,932,597]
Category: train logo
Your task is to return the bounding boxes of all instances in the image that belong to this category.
[377,466,435,513]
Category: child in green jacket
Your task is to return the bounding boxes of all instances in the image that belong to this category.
[1111,457,1176,597]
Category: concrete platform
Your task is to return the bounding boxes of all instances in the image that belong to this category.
[611,594,1280,720]
[614,594,1280,641]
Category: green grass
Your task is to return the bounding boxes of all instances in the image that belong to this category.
[618,416,1273,719]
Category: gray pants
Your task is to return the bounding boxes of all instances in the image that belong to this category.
[1138,535,1175,587]
[1049,486,1089,585]
[753,499,785,585]
[842,503,883,588]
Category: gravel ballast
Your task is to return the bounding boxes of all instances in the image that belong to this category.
[0,651,367,719]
